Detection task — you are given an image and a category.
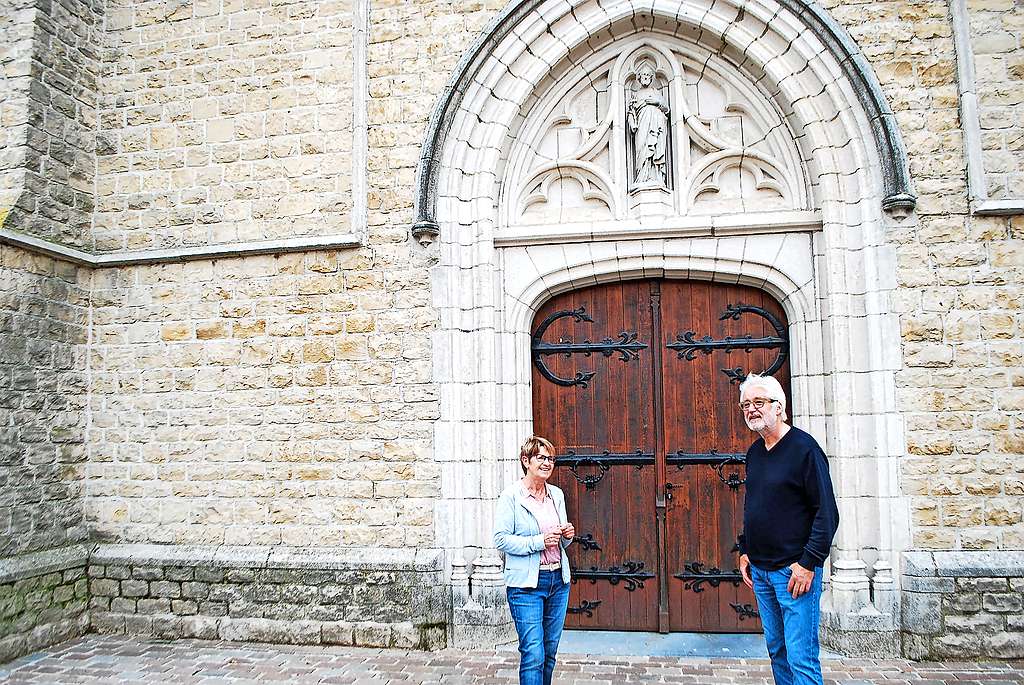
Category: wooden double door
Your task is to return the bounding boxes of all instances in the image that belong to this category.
[531,279,791,633]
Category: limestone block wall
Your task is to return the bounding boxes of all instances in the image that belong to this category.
[84,251,438,548]
[967,0,1024,199]
[0,0,100,247]
[822,0,1024,552]
[94,0,357,252]
[0,246,89,558]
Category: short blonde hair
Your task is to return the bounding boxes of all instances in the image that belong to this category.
[519,435,555,474]
[738,373,788,421]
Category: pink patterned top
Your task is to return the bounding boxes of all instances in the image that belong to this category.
[520,482,562,565]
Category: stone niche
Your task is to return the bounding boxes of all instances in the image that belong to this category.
[499,36,807,229]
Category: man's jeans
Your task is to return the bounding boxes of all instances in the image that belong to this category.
[506,570,571,685]
[750,564,824,685]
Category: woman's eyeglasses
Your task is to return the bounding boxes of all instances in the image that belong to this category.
[532,455,557,464]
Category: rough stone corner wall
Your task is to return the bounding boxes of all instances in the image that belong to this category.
[0,0,99,665]
[1,0,100,247]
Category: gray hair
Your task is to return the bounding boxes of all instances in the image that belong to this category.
[738,373,788,420]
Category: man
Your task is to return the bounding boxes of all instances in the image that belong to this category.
[737,373,839,685]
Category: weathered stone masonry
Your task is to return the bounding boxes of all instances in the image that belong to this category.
[0,0,1021,665]
[0,545,89,664]
[87,545,448,650]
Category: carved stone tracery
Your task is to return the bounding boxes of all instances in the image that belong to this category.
[501,36,806,227]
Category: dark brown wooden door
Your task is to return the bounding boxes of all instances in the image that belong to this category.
[531,279,791,633]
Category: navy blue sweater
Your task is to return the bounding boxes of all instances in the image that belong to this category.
[737,426,839,571]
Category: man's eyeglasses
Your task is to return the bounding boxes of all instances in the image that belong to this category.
[532,455,557,464]
[738,397,777,411]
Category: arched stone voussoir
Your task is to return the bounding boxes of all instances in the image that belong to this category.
[412,0,915,244]
[504,245,813,339]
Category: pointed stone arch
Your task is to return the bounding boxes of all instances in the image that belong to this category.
[411,0,915,244]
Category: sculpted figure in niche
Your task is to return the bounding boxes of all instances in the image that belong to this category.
[628,61,670,187]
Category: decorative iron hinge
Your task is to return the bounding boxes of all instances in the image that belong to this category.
[667,450,747,490]
[575,534,602,551]
[673,561,743,593]
[574,560,655,592]
[666,303,788,383]
[560,450,654,490]
[531,306,648,388]
[567,600,603,617]
[730,602,759,620]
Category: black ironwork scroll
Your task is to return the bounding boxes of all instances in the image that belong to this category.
[575,534,602,551]
[574,560,655,592]
[561,450,654,490]
[666,303,788,383]
[567,600,603,617]
[667,450,747,490]
[673,561,743,593]
[730,603,759,620]
[532,306,648,388]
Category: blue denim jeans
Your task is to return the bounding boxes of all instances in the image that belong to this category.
[506,570,571,685]
[750,563,824,685]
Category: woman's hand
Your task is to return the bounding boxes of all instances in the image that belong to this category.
[560,523,575,539]
[543,531,561,549]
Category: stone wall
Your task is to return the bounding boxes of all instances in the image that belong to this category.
[0,245,89,558]
[88,544,448,649]
[902,551,1024,659]
[94,0,357,252]
[821,0,1024,551]
[0,545,90,664]
[0,0,100,247]
[966,0,1024,200]
[84,251,437,548]
[0,0,35,222]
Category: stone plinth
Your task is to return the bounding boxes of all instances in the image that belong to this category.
[87,545,449,650]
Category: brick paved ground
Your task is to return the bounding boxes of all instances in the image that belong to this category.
[1,635,1023,684]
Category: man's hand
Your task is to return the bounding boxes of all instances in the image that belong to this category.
[739,554,753,589]
[543,531,561,549]
[787,562,814,598]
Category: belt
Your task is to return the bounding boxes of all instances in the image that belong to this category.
[539,562,561,571]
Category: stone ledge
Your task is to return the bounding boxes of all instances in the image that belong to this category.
[0,545,91,584]
[902,551,1024,579]
[90,544,443,572]
[0,229,363,268]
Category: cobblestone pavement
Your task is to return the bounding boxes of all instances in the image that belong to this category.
[1,636,1024,684]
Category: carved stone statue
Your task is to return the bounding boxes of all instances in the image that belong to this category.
[627,62,670,188]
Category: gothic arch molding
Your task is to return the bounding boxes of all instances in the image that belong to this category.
[411,0,916,244]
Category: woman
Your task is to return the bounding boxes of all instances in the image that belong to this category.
[493,436,575,685]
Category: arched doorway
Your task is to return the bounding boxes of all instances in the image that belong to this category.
[427,0,912,654]
[531,279,791,632]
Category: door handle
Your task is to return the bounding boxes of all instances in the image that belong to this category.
[664,482,674,501]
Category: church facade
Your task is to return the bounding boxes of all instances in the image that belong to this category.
[0,0,1021,662]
